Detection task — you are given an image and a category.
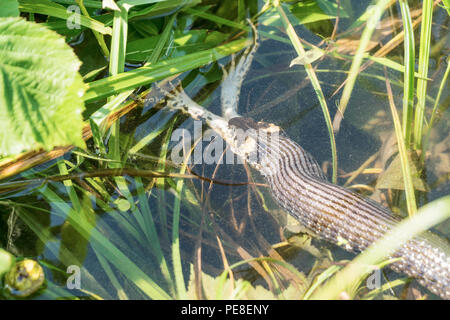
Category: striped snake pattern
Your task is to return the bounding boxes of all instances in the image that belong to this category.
[227,117,450,299]
[159,22,449,298]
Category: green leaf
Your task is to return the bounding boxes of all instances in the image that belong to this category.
[103,0,121,11]
[118,0,168,8]
[0,17,86,156]
[126,30,226,61]
[41,186,172,299]
[442,0,450,15]
[261,1,348,27]
[114,198,132,212]
[128,0,201,19]
[289,46,325,66]
[1,0,20,17]
[186,264,286,300]
[18,0,112,35]
[292,0,349,23]
[186,260,305,300]
[85,37,250,102]
[131,19,159,37]
[0,248,15,278]
[376,152,429,192]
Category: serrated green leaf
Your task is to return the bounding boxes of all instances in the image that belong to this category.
[0,248,15,277]
[1,0,20,17]
[0,17,86,156]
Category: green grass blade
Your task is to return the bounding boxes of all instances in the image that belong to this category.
[145,13,177,65]
[156,120,187,299]
[334,0,391,131]
[399,0,415,146]
[363,55,428,80]
[172,172,187,299]
[84,38,250,102]
[75,0,110,57]
[40,186,172,299]
[0,248,15,278]
[428,57,450,132]
[273,0,337,183]
[93,245,129,300]
[385,71,417,216]
[362,278,409,300]
[442,0,450,15]
[183,7,291,44]
[19,0,112,35]
[50,0,102,8]
[128,114,174,154]
[422,57,450,163]
[109,6,127,77]
[154,120,177,253]
[216,257,306,299]
[57,160,82,213]
[302,265,341,300]
[107,5,141,229]
[309,195,450,299]
[89,89,135,128]
[413,0,434,149]
[135,177,174,294]
[118,0,168,7]
[107,7,127,168]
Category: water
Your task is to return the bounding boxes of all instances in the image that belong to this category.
[0,0,449,299]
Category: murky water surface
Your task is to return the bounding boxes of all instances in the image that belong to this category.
[1,0,448,299]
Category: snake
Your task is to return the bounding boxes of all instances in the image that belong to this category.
[161,89,450,299]
[158,23,450,299]
[227,116,450,299]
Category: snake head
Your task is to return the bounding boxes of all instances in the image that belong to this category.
[228,117,281,172]
[228,117,259,130]
[229,117,281,132]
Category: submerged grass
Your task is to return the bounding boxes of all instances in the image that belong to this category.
[384,69,417,216]
[273,0,338,184]
[398,0,415,146]
[40,185,171,299]
[333,0,392,132]
[413,0,434,150]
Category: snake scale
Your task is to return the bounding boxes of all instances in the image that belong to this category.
[228,116,450,299]
[158,23,450,299]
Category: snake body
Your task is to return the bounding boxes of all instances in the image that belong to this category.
[160,25,449,298]
[228,117,450,299]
